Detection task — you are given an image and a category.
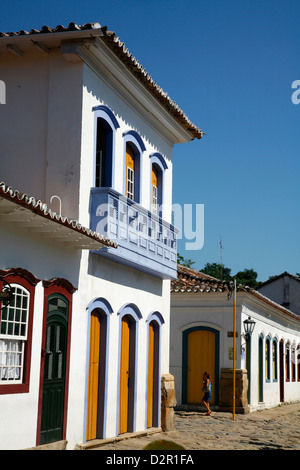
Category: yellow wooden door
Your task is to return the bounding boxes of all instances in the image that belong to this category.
[187,329,215,404]
[86,311,101,440]
[125,145,135,200]
[147,322,155,427]
[119,316,130,434]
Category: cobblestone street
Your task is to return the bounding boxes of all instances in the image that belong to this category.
[89,402,300,451]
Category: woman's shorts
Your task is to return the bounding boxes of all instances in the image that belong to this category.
[203,391,212,402]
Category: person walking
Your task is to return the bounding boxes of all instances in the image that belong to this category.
[202,372,212,416]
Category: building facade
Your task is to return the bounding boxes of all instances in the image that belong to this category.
[0,22,203,449]
[170,265,300,413]
[258,272,300,316]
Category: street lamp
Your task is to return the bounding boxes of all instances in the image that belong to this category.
[243,316,256,335]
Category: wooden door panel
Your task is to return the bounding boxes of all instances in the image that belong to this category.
[187,330,215,404]
[119,317,130,434]
[86,312,101,441]
[147,322,155,427]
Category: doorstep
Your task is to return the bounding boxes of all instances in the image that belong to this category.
[75,427,162,450]
[25,440,68,450]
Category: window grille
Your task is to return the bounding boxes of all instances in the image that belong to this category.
[0,285,29,383]
[152,184,158,215]
[127,167,134,200]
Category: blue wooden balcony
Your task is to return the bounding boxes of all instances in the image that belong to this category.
[90,188,178,279]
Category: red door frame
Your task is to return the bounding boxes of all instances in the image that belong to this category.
[36,279,75,446]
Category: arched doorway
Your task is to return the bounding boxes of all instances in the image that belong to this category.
[245,333,252,404]
[86,309,108,440]
[147,320,160,428]
[85,298,112,441]
[119,315,136,434]
[182,327,219,405]
[40,294,69,445]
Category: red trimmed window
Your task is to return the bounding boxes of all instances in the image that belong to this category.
[0,269,39,394]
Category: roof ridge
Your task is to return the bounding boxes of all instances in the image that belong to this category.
[0,21,203,140]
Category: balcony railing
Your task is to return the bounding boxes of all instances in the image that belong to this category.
[90,188,178,279]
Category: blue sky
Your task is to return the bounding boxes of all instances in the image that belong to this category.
[0,0,299,281]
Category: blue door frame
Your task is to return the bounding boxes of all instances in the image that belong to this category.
[182,326,220,405]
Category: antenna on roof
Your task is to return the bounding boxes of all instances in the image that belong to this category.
[219,235,223,279]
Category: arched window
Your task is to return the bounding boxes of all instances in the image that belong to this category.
[93,105,120,189]
[0,284,30,384]
[0,268,39,394]
[149,153,168,217]
[265,336,271,382]
[291,343,296,382]
[123,131,146,204]
[125,143,135,200]
[258,335,264,402]
[151,165,158,214]
[286,342,290,382]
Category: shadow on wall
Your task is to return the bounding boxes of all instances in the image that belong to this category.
[88,252,163,296]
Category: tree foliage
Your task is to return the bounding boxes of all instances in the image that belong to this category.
[201,262,232,281]
[177,253,195,268]
[233,268,258,288]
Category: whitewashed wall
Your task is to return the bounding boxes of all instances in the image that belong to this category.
[170,291,300,411]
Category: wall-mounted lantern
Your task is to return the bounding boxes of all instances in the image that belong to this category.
[243,316,256,335]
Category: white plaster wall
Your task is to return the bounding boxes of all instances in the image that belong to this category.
[66,251,170,447]
[79,63,174,228]
[0,49,83,220]
[0,282,44,450]
[0,223,170,449]
[259,277,300,316]
[0,223,82,450]
[170,292,238,404]
[240,297,300,411]
[1,46,175,450]
[170,291,300,411]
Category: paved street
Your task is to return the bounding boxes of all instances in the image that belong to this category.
[89,402,300,451]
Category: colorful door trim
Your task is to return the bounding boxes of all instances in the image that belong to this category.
[258,334,264,402]
[117,303,141,435]
[85,298,112,441]
[145,311,164,428]
[36,280,74,446]
[182,326,220,405]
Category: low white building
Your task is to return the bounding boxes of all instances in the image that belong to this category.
[170,265,300,413]
[0,22,203,449]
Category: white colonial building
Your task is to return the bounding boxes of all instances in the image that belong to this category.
[170,265,300,413]
[0,22,203,449]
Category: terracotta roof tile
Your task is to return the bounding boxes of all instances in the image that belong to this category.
[0,22,203,140]
[0,181,117,249]
[171,264,237,293]
[172,264,300,321]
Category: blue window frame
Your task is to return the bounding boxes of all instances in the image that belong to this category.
[93,105,120,189]
[123,131,146,204]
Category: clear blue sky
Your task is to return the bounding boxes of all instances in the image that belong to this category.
[0,0,299,281]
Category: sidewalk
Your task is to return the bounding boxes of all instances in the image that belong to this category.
[87,402,300,451]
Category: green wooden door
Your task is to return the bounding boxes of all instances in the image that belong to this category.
[40,295,68,445]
